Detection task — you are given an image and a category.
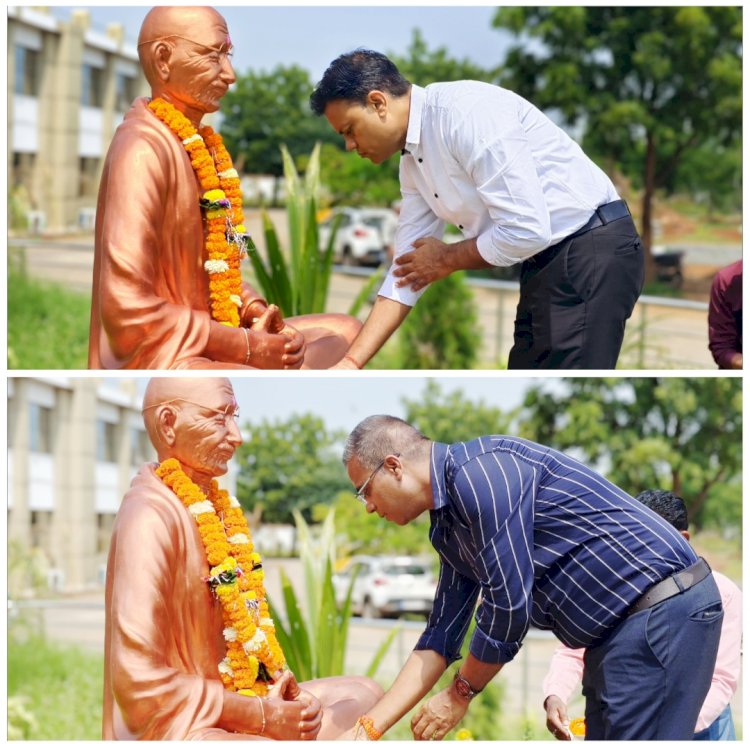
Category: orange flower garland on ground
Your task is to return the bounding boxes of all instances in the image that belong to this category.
[155,458,286,696]
[147,98,249,327]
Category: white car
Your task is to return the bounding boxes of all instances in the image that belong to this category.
[332,555,437,619]
[319,207,397,266]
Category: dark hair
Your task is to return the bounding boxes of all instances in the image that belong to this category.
[310,49,411,115]
[634,489,689,532]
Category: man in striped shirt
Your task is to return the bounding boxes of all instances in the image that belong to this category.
[342,416,724,741]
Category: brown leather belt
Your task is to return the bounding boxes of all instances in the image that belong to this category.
[629,558,711,615]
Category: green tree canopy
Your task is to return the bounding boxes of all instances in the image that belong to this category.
[220,65,340,178]
[235,413,347,523]
[390,29,498,87]
[402,379,517,443]
[517,378,742,529]
[492,7,742,261]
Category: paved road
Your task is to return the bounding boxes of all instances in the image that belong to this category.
[9,228,732,369]
[13,555,743,733]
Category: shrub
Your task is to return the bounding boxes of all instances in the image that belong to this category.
[398,272,480,369]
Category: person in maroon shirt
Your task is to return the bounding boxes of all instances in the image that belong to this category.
[708,259,742,369]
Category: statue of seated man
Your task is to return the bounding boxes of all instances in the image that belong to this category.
[88,6,360,370]
[103,376,382,739]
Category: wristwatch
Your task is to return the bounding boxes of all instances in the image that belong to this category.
[453,671,481,700]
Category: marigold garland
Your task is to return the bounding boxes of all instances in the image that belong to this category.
[155,458,286,697]
[147,98,251,327]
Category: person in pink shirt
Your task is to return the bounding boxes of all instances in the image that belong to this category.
[542,490,742,741]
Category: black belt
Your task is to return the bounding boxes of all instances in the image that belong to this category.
[524,199,631,269]
[629,558,711,616]
[568,199,631,240]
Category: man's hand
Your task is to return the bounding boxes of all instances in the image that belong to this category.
[329,355,360,370]
[246,305,305,369]
[410,685,469,741]
[544,695,572,740]
[393,237,454,292]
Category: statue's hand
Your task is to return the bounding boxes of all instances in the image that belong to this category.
[246,305,304,369]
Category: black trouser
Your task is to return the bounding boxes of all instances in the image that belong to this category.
[507,204,644,369]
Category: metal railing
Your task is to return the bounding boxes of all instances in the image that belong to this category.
[334,268,714,369]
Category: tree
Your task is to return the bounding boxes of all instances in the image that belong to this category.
[402,379,516,444]
[517,378,742,529]
[235,413,348,524]
[492,7,742,277]
[220,65,340,180]
[316,143,400,208]
[390,29,498,87]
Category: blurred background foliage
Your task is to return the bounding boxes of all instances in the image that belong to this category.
[237,377,742,540]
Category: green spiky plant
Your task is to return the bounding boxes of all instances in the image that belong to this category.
[269,509,399,680]
[246,144,339,317]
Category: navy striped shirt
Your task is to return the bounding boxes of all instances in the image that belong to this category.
[415,437,697,665]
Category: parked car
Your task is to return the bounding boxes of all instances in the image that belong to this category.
[318,207,397,266]
[332,555,437,619]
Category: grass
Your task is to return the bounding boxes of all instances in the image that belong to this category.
[8,631,103,740]
[7,266,90,369]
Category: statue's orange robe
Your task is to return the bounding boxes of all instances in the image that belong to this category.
[89,98,250,369]
[103,464,232,739]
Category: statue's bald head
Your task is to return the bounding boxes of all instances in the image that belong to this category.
[138,6,229,87]
[142,376,236,454]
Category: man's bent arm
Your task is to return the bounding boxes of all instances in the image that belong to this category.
[335,296,412,369]
[359,649,447,735]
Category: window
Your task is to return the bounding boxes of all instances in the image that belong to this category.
[96,420,118,462]
[29,404,53,454]
[81,63,104,107]
[115,73,136,112]
[14,45,40,96]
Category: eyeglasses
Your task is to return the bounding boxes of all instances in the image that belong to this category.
[142,398,240,426]
[354,453,400,505]
[138,34,235,62]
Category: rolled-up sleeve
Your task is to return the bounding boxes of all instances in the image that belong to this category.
[415,559,480,663]
[447,101,553,267]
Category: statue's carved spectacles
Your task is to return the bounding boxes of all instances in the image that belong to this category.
[138,34,234,62]
[142,398,240,426]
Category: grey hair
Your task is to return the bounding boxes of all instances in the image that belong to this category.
[343,415,430,469]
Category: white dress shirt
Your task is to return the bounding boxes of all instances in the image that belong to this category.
[379,82,619,307]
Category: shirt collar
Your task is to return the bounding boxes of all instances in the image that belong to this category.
[404,84,426,152]
[429,441,450,510]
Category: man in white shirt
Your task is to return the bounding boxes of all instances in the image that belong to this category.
[310,50,644,369]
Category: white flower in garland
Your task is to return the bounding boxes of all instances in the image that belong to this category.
[188,500,215,516]
[204,259,230,274]
[244,628,268,653]
[228,533,249,545]
[223,627,238,642]
[218,658,234,677]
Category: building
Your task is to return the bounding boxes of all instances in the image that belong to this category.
[8,377,153,593]
[7,6,149,233]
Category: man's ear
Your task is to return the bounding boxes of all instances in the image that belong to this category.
[367,90,388,116]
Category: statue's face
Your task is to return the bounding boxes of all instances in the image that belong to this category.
[170,379,242,479]
[165,18,236,115]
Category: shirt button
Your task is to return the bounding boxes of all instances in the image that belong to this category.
[434,193,439,198]
[418,158,423,163]
[459,225,464,229]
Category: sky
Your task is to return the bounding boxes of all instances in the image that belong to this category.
[51,5,511,80]
[124,375,558,434]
